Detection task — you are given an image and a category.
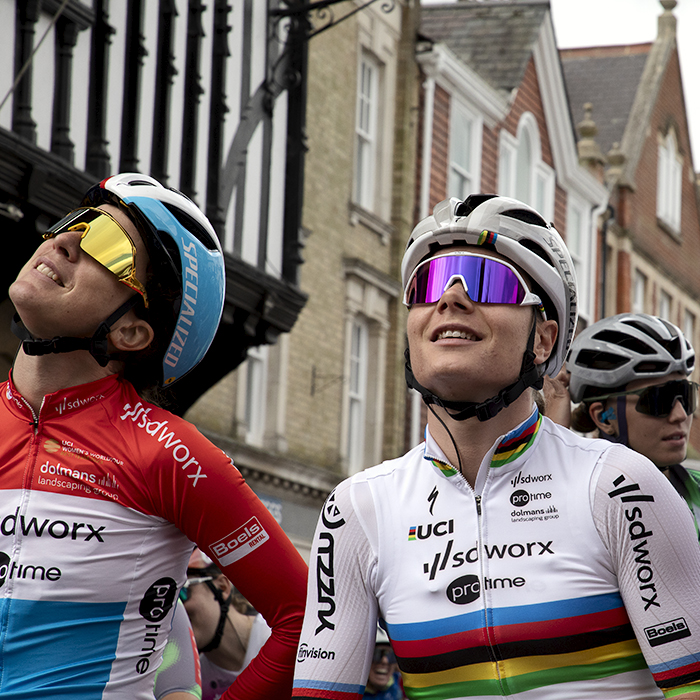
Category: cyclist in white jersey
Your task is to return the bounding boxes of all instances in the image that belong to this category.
[292,194,700,700]
[562,314,700,536]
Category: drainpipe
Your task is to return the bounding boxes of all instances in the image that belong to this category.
[599,204,615,320]
[420,73,435,218]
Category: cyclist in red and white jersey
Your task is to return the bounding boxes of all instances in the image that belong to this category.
[292,194,700,699]
[2,173,307,699]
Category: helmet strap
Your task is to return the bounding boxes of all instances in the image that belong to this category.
[405,317,544,422]
[199,580,231,653]
[11,295,142,368]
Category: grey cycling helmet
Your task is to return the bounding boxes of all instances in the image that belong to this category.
[403,194,578,421]
[568,313,695,403]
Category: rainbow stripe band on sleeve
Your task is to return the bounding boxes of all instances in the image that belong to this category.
[649,652,700,693]
[292,679,364,699]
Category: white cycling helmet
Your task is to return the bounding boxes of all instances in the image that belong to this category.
[83,173,226,386]
[568,313,695,403]
[402,194,577,422]
[403,194,578,378]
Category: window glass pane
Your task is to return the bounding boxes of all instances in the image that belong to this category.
[451,110,472,170]
[347,319,368,472]
[684,310,695,344]
[449,107,473,199]
[515,131,532,203]
[632,270,646,315]
[355,56,377,209]
[498,145,513,197]
[244,346,268,446]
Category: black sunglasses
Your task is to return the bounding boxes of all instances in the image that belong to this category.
[179,575,214,603]
[372,646,397,665]
[587,379,698,418]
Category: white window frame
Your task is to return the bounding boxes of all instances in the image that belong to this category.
[448,99,482,199]
[346,318,369,474]
[659,289,672,321]
[498,113,554,221]
[632,269,647,315]
[684,309,695,347]
[566,197,591,322]
[354,52,379,211]
[657,129,682,233]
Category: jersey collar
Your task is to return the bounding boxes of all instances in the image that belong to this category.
[4,372,121,422]
[423,406,542,478]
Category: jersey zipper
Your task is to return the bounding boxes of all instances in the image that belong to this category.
[474,491,508,694]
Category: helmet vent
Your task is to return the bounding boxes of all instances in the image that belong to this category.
[575,349,629,370]
[620,318,682,358]
[163,203,219,251]
[519,239,555,267]
[455,194,496,217]
[633,360,670,374]
[592,330,654,355]
[501,209,548,228]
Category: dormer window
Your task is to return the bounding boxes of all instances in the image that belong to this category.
[657,128,682,234]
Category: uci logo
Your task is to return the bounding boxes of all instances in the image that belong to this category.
[446,574,481,605]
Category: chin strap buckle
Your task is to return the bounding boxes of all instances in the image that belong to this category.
[10,295,142,368]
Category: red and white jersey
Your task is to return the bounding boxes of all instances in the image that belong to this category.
[293,410,700,699]
[0,373,307,699]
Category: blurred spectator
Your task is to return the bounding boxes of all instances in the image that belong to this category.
[363,628,405,699]
[182,549,272,700]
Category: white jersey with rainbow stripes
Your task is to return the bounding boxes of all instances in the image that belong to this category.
[293,409,700,699]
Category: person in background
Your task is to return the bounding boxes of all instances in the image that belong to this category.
[2,172,307,699]
[181,549,272,700]
[561,312,700,533]
[363,628,404,700]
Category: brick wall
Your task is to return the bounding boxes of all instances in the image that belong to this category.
[626,49,700,303]
[430,84,450,208]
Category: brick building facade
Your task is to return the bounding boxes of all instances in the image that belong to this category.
[562,0,700,454]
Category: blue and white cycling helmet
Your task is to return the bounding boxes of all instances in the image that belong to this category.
[83,173,225,386]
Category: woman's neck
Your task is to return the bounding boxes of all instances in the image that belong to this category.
[426,390,536,488]
[11,351,117,415]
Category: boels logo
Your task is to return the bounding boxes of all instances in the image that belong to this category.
[446,575,481,605]
[211,516,269,567]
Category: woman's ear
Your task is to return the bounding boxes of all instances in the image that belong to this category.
[533,319,558,366]
[108,315,155,353]
[213,573,232,599]
[589,401,618,435]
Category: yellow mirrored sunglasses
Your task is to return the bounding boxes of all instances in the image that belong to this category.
[43,207,148,307]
